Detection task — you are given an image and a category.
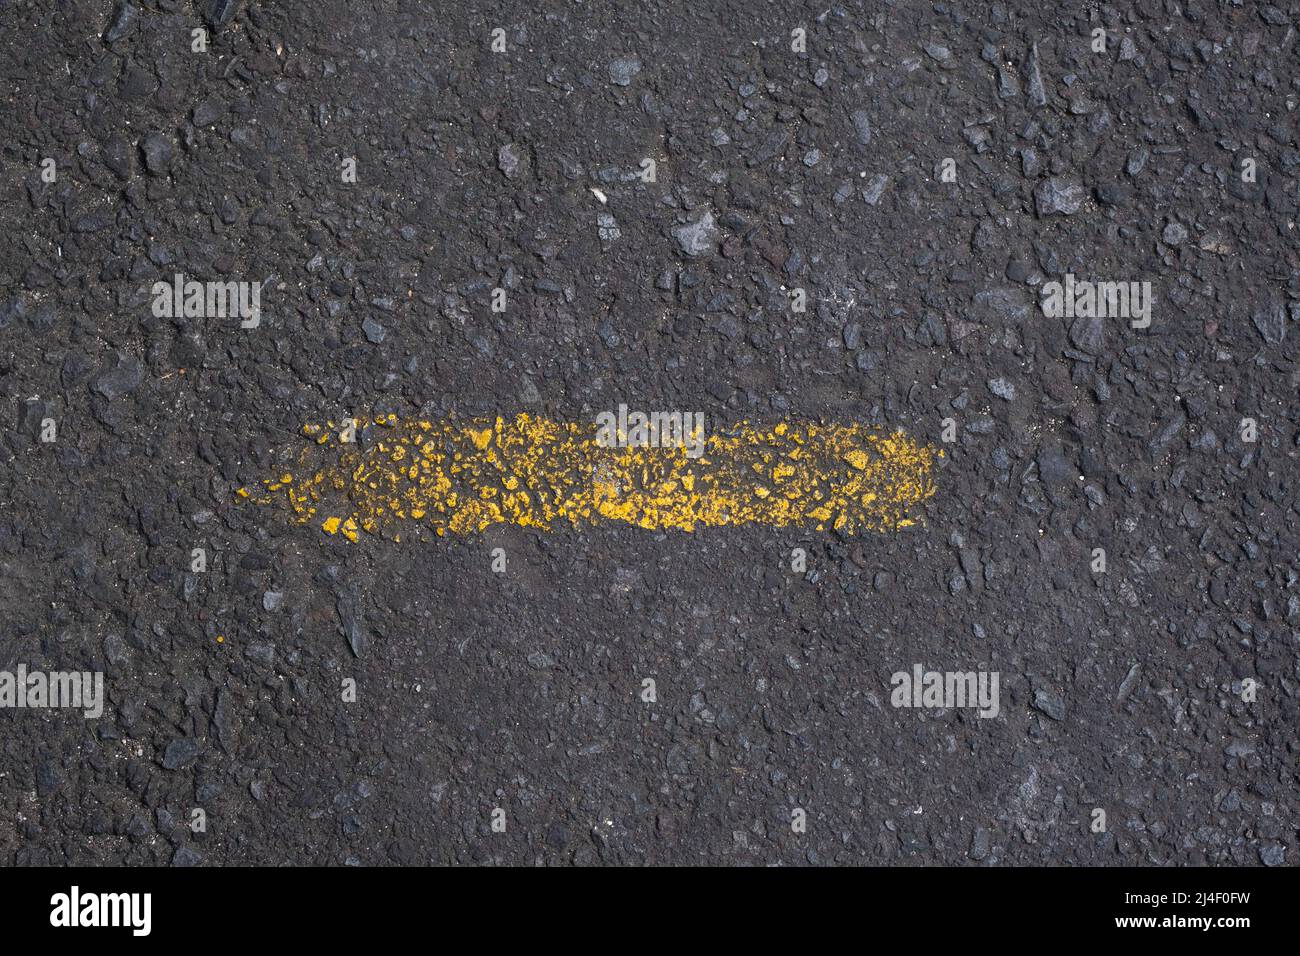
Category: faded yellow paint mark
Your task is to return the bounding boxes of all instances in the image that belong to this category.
[238,414,938,541]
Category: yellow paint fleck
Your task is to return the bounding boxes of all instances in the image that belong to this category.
[238,414,938,540]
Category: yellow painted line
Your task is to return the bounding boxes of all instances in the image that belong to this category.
[238,414,938,541]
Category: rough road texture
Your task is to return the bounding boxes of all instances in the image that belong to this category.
[1,1,1297,866]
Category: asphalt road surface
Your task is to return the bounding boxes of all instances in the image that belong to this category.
[0,0,1297,866]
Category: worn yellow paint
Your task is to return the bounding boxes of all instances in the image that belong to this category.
[238,414,938,541]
